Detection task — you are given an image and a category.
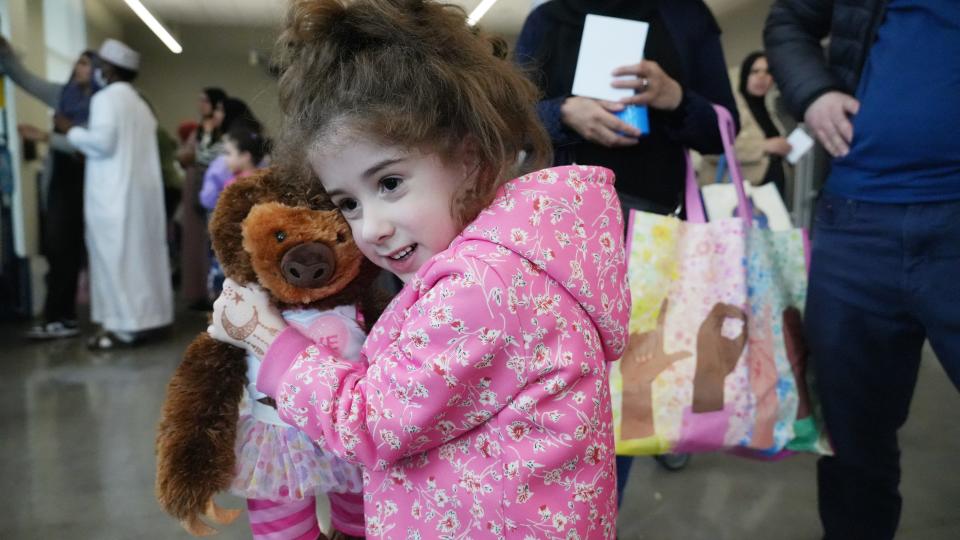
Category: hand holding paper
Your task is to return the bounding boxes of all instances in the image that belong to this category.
[612,60,684,111]
[571,14,652,136]
[560,96,641,147]
[786,127,815,164]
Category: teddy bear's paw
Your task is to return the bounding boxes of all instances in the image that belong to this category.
[180,513,219,537]
[179,499,241,537]
[205,498,242,525]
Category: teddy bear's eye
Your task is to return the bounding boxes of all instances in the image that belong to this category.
[275,231,286,243]
[336,232,346,244]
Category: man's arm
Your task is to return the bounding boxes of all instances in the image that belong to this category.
[0,39,62,109]
[66,95,118,159]
[763,0,839,119]
[764,0,861,156]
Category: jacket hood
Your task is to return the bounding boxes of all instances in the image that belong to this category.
[457,165,630,361]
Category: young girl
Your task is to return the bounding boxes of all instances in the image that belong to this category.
[210,1,630,538]
[199,106,265,212]
[204,123,271,300]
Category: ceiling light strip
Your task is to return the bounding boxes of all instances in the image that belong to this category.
[122,0,183,54]
[467,0,499,26]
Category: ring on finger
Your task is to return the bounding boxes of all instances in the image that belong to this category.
[640,77,650,92]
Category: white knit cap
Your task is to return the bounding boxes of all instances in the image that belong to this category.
[98,38,140,71]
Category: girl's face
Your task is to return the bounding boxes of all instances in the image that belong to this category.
[746,56,773,97]
[223,138,251,174]
[309,138,465,284]
[73,55,92,85]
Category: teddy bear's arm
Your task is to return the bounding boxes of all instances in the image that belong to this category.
[155,333,247,535]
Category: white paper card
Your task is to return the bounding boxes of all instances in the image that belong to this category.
[571,14,650,102]
[786,127,815,164]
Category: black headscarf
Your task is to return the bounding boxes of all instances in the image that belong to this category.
[739,52,779,138]
[56,50,100,125]
[739,51,784,188]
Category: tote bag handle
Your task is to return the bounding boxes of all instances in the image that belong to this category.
[683,105,751,224]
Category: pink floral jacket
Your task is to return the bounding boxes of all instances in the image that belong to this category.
[259,166,630,539]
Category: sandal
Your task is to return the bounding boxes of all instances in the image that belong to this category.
[86,331,137,351]
[26,321,80,340]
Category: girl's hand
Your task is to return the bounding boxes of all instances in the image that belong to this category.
[208,278,287,359]
[611,60,684,111]
[763,136,792,157]
[560,96,641,147]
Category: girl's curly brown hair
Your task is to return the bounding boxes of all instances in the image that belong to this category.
[274,0,552,227]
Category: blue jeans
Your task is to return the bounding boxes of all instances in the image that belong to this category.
[806,194,960,540]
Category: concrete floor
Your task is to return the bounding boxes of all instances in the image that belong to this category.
[1,304,957,539]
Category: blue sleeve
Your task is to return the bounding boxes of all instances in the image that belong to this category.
[513,7,542,69]
[199,155,229,210]
[536,96,584,147]
[661,18,739,155]
[515,8,584,148]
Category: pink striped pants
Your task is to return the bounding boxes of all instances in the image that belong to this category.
[246,497,320,540]
[327,491,365,537]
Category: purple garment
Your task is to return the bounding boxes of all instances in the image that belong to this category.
[199,155,232,211]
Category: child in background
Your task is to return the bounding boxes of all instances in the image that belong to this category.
[209,1,631,538]
[222,123,270,188]
[205,123,270,300]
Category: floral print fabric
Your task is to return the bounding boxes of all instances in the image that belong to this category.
[273,166,630,539]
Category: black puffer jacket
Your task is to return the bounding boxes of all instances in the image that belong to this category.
[763,0,889,119]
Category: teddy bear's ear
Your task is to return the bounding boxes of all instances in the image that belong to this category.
[208,170,279,285]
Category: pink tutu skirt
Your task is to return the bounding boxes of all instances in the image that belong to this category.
[230,413,363,500]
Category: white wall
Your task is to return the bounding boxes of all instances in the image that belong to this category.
[123,23,282,137]
[1,0,52,313]
[43,0,87,82]
[83,0,127,50]
[715,0,775,69]
[3,0,48,259]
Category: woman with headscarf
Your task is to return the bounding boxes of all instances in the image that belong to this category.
[516,0,739,504]
[1,38,100,339]
[734,51,792,193]
[700,52,794,191]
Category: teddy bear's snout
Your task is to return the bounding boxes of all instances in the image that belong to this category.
[280,242,337,288]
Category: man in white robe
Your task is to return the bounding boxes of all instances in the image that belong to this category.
[61,39,173,348]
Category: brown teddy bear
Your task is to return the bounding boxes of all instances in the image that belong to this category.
[155,167,382,539]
